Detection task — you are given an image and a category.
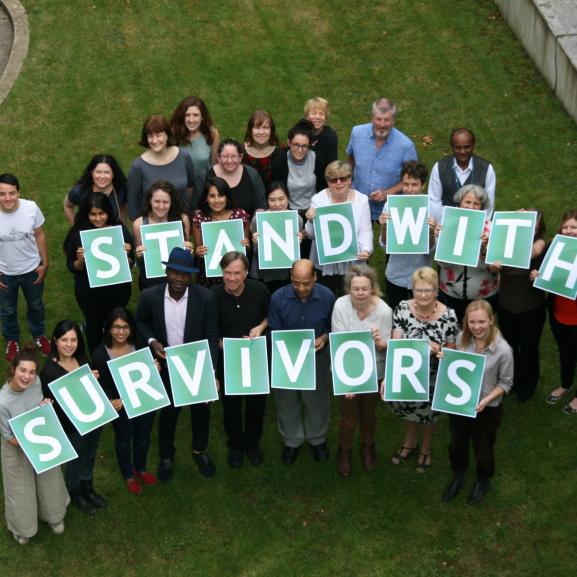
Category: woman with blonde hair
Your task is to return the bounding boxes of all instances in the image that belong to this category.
[331,265,392,476]
[389,267,459,473]
[442,300,513,504]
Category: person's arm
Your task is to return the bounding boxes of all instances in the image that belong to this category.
[63,194,76,224]
[126,160,142,222]
[331,298,347,333]
[485,164,496,216]
[33,226,49,284]
[181,213,191,240]
[250,166,267,210]
[356,196,373,259]
[133,217,144,255]
[210,127,221,165]
[427,162,443,213]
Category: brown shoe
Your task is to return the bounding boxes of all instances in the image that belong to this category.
[361,443,377,472]
[337,448,352,477]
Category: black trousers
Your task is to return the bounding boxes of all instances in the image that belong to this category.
[549,314,577,393]
[385,279,412,312]
[498,304,546,401]
[448,406,502,481]
[222,393,267,450]
[158,403,211,460]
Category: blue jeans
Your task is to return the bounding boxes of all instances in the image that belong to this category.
[0,270,45,341]
[112,408,155,479]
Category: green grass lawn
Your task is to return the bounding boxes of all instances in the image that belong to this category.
[1,1,577,576]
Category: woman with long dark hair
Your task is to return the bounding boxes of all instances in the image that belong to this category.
[92,308,157,494]
[171,96,220,195]
[40,320,105,515]
[64,154,127,224]
[63,192,133,353]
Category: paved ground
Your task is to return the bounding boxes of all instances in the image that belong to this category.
[0,2,13,78]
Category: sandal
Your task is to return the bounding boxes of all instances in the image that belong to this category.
[391,445,417,465]
[562,403,577,415]
[546,389,570,404]
[416,452,431,473]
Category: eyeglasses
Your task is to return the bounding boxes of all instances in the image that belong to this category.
[290,143,309,151]
[219,155,241,161]
[111,324,130,331]
[328,176,351,184]
[413,288,435,295]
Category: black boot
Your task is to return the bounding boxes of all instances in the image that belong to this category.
[70,488,98,515]
[82,479,107,509]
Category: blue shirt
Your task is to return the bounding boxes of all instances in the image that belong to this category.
[268,283,335,337]
[379,198,442,289]
[346,124,418,220]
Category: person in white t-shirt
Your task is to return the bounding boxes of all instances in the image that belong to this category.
[0,174,50,362]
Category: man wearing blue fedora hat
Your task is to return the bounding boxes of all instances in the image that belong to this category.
[135,247,219,482]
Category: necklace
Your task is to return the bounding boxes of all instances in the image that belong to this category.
[413,301,438,321]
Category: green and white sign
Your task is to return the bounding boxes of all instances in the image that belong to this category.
[329,331,378,396]
[80,225,132,288]
[107,348,170,418]
[383,339,430,401]
[435,207,486,267]
[271,330,316,390]
[9,403,78,474]
[486,211,537,269]
[432,348,485,418]
[313,202,359,265]
[256,211,300,270]
[141,221,185,279]
[534,234,577,299]
[201,219,245,278]
[385,195,429,254]
[48,364,118,435]
[223,337,269,395]
[165,340,218,406]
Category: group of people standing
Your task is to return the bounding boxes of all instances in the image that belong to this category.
[0,95,576,546]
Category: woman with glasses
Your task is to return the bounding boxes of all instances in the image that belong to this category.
[92,308,157,494]
[388,267,459,473]
[272,119,324,217]
[304,160,372,296]
[209,139,266,219]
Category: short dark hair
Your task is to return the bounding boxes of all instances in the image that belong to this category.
[288,119,313,142]
[220,251,249,271]
[0,173,20,191]
[266,181,289,199]
[138,115,176,148]
[103,307,136,348]
[400,160,429,184]
[9,344,37,376]
[217,138,243,157]
[450,127,476,147]
[49,319,86,361]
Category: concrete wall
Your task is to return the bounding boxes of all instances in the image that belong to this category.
[0,0,29,107]
[495,0,577,124]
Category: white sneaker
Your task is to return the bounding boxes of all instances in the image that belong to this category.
[50,521,65,535]
[12,532,29,545]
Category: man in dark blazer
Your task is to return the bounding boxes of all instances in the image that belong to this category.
[135,247,218,483]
